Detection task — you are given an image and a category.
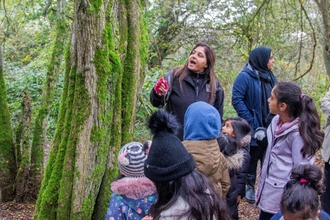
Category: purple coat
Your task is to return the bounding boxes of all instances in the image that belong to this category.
[255,115,315,214]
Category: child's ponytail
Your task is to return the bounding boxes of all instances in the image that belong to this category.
[273,82,324,158]
[299,95,324,158]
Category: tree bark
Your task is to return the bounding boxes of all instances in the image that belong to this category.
[29,0,68,201]
[0,46,16,202]
[34,0,147,218]
[15,91,32,203]
[314,0,330,78]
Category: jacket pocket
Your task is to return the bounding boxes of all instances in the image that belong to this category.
[259,176,287,212]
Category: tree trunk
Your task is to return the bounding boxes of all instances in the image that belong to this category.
[0,46,17,202]
[315,0,330,78]
[29,0,68,200]
[34,0,147,219]
[15,91,32,202]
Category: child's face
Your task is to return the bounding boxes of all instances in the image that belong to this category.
[268,89,280,114]
[222,120,235,137]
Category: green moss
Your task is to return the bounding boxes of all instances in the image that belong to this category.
[35,66,77,220]
[34,44,72,219]
[57,69,91,219]
[89,0,103,13]
[0,55,16,198]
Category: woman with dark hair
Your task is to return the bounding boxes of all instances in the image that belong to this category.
[270,164,330,220]
[150,42,224,140]
[232,46,277,204]
[256,81,324,220]
[143,110,231,220]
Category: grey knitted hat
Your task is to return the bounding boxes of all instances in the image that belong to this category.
[118,141,150,177]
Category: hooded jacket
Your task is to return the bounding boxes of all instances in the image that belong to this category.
[321,87,330,163]
[223,149,244,220]
[255,115,315,214]
[236,136,251,198]
[104,177,157,220]
[182,101,230,197]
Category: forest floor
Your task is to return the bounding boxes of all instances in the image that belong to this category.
[0,197,260,219]
[0,151,324,220]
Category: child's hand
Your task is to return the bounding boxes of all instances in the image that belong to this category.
[142,215,153,220]
[237,195,241,204]
[254,127,266,140]
[154,77,169,96]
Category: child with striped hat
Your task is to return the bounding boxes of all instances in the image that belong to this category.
[104,141,157,220]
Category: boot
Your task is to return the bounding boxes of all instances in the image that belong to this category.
[245,174,256,204]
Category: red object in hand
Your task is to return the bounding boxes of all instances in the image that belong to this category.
[154,77,169,96]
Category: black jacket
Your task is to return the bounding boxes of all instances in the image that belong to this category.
[150,71,224,140]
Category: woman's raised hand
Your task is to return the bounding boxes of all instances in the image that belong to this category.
[154,77,169,96]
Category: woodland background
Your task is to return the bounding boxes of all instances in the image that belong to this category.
[0,0,330,219]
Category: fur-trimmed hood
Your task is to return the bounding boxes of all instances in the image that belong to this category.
[225,149,244,171]
[111,177,156,200]
[241,134,251,147]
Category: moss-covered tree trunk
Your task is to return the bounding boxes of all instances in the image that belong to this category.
[29,0,68,201]
[15,91,32,202]
[315,0,330,78]
[34,0,147,218]
[0,47,17,202]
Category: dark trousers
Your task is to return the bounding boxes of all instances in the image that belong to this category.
[247,145,266,187]
[245,145,266,202]
[258,211,274,220]
[321,162,330,215]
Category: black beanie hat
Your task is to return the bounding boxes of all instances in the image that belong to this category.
[144,110,196,182]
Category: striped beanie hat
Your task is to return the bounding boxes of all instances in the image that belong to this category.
[118,141,150,177]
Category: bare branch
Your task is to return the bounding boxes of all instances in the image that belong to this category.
[42,0,53,16]
[293,0,317,81]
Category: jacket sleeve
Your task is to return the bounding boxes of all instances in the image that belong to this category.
[150,88,165,108]
[219,152,231,197]
[232,72,254,126]
[104,194,123,220]
[236,146,250,197]
[322,87,330,116]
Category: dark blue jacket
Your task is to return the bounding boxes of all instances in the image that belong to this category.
[232,64,277,146]
[270,210,330,220]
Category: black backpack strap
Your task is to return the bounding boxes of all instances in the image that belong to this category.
[165,71,173,102]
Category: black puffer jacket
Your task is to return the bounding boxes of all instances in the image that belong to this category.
[236,135,251,198]
[150,71,224,140]
[223,150,244,220]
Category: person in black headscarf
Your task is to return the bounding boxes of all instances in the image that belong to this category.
[232,46,277,204]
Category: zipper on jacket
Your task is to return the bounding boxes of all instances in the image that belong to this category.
[195,74,199,100]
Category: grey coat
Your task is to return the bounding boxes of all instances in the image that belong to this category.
[321,87,330,163]
[255,115,315,214]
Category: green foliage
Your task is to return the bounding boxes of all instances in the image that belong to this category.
[4,63,63,139]
[134,68,165,141]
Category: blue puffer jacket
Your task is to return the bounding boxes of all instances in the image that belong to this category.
[232,64,277,146]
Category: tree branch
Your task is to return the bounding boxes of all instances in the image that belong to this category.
[293,0,317,81]
[42,0,53,16]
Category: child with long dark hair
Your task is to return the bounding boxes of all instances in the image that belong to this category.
[143,110,231,220]
[256,81,324,220]
[219,116,251,219]
[271,164,330,220]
